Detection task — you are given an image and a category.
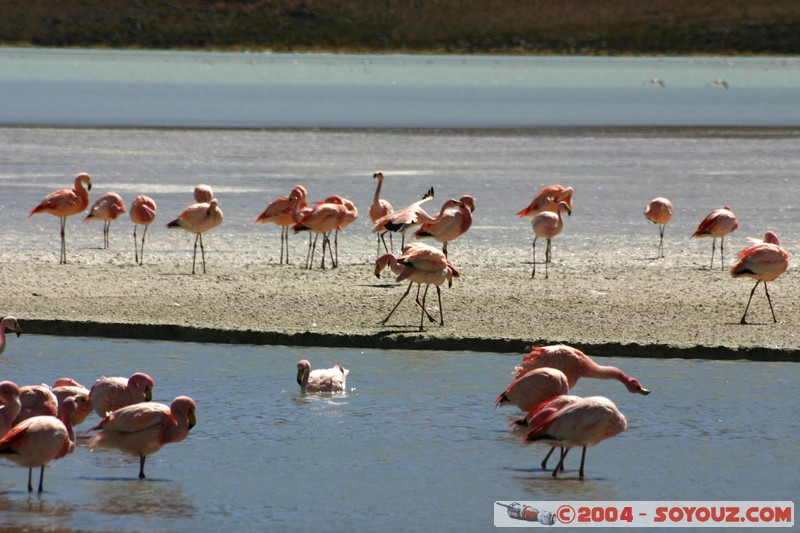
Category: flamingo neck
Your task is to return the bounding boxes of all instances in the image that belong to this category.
[586,365,638,391]
[373,176,383,204]
[299,368,310,394]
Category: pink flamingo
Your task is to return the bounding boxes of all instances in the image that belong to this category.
[531,200,571,279]
[691,205,739,269]
[29,172,93,264]
[0,316,22,356]
[255,186,308,265]
[0,381,22,438]
[372,187,435,249]
[517,185,574,218]
[375,243,460,331]
[495,367,570,413]
[13,384,58,426]
[730,230,790,324]
[644,197,674,258]
[512,395,582,471]
[514,344,651,395]
[86,396,196,480]
[193,184,214,203]
[51,378,93,427]
[316,195,358,268]
[369,171,395,256]
[525,396,627,479]
[130,195,157,265]
[0,395,81,492]
[296,359,350,394]
[88,372,154,419]
[167,198,224,274]
[292,199,348,270]
[84,192,126,249]
[413,195,475,257]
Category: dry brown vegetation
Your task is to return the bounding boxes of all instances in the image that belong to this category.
[2,0,800,54]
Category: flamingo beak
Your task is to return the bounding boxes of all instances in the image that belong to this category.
[144,387,153,401]
[296,368,305,386]
[374,265,383,278]
[13,323,22,337]
[87,183,92,191]
[188,410,197,430]
[638,387,651,396]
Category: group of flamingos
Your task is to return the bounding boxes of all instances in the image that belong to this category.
[0,365,195,493]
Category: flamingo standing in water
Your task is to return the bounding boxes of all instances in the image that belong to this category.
[730,230,790,324]
[692,205,739,269]
[375,242,460,331]
[167,198,224,274]
[130,195,157,265]
[86,396,196,480]
[369,171,394,256]
[517,184,573,219]
[296,359,349,394]
[413,195,475,258]
[372,187,435,249]
[84,191,126,249]
[29,172,93,264]
[50,378,93,427]
[644,197,673,259]
[255,186,308,265]
[13,385,58,425]
[512,395,581,471]
[0,396,81,492]
[531,201,571,279]
[525,396,627,479]
[0,381,22,438]
[495,367,570,413]
[514,344,651,395]
[0,316,22,356]
[88,373,154,419]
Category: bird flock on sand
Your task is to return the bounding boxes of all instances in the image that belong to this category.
[4,170,792,488]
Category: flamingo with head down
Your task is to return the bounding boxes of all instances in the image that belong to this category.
[86,395,196,480]
[413,195,474,258]
[296,359,349,394]
[730,230,790,324]
[51,378,93,426]
[29,172,93,264]
[13,384,58,426]
[0,316,22,356]
[0,395,82,492]
[517,184,573,219]
[495,367,570,413]
[84,192,126,249]
[691,205,739,270]
[644,197,674,259]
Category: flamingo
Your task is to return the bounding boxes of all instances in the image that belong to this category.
[524,396,627,479]
[0,316,22,356]
[88,372,154,419]
[495,367,570,413]
[86,396,196,480]
[512,395,582,471]
[730,231,790,324]
[296,359,350,394]
[167,198,224,274]
[13,384,58,425]
[130,195,157,265]
[28,172,93,264]
[369,171,394,256]
[644,197,674,259]
[292,199,348,270]
[375,242,460,331]
[643,77,665,88]
[316,195,359,268]
[531,200,571,279]
[709,78,729,89]
[255,186,308,265]
[516,185,573,219]
[372,187,435,249]
[413,195,475,257]
[51,378,93,426]
[0,395,81,492]
[193,184,214,203]
[0,381,22,438]
[691,205,739,269]
[514,344,651,395]
[84,192,126,249]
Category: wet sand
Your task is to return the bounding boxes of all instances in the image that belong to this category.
[1,248,797,362]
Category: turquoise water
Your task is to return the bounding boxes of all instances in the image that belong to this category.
[0,335,797,532]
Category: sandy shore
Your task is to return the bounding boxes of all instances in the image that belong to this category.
[1,248,797,362]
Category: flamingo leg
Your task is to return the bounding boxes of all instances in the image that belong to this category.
[414,284,437,323]
[709,238,717,269]
[531,236,537,278]
[27,467,33,492]
[764,282,778,323]
[740,280,761,325]
[305,234,317,270]
[436,285,444,326]
[279,226,286,265]
[199,232,207,274]
[720,236,725,270]
[442,241,449,258]
[38,466,46,493]
[545,238,551,279]
[578,446,587,479]
[60,216,67,264]
[552,447,570,477]
[191,233,200,274]
[333,230,339,268]
[540,447,556,470]
[133,224,140,264]
[658,224,666,258]
[320,233,329,270]
[380,281,414,325]
[140,225,148,265]
[139,454,147,480]
[419,284,430,331]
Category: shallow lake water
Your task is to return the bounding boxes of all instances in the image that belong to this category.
[0,335,797,531]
